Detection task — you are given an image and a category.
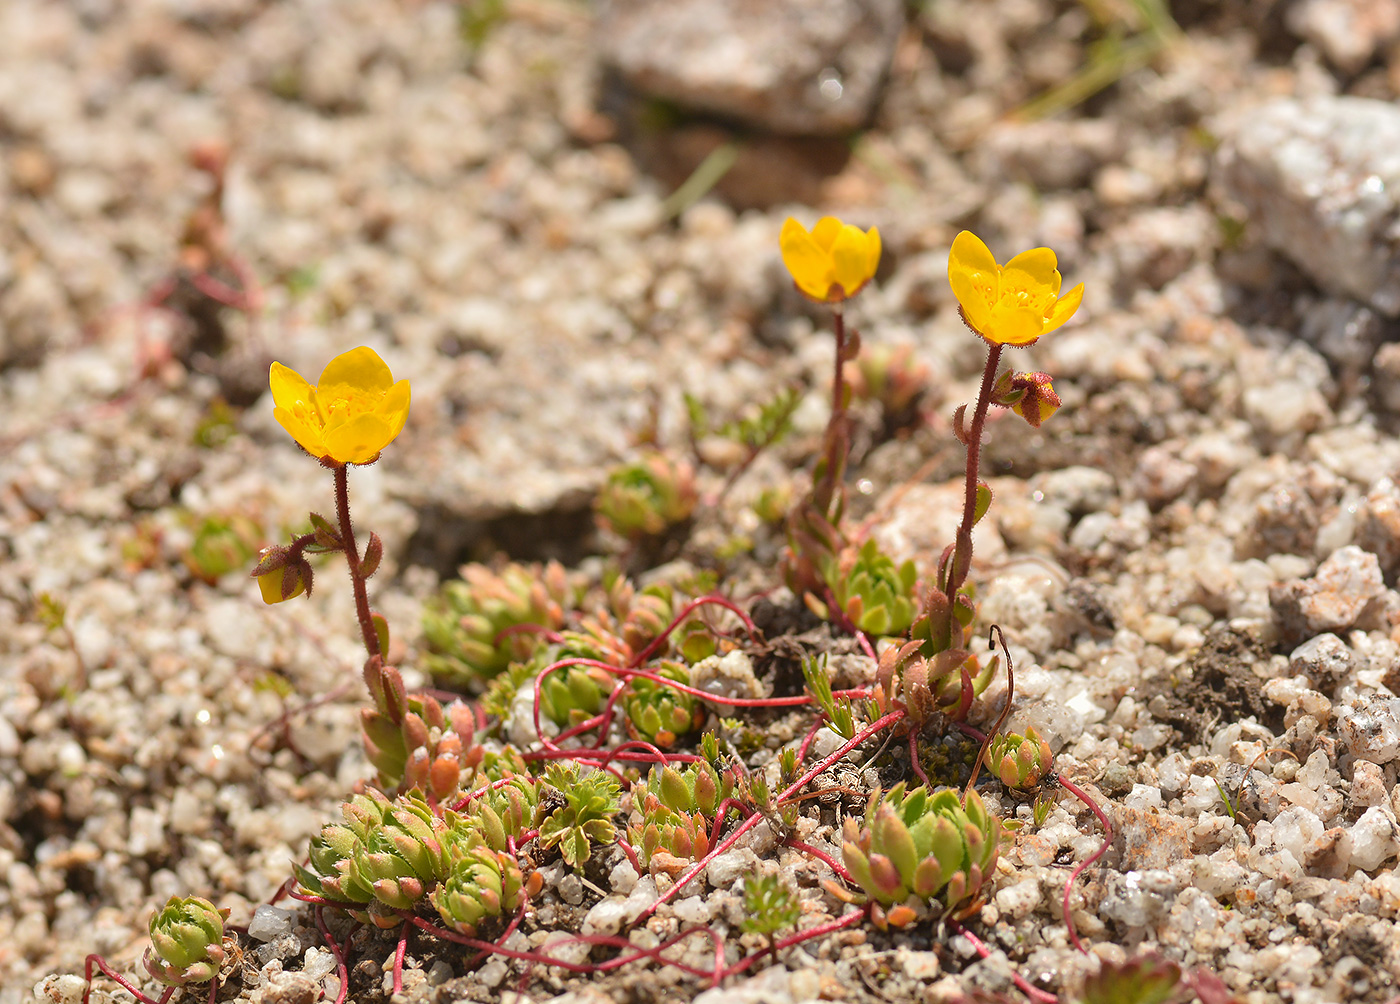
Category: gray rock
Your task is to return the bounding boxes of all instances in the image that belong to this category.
[706,846,759,887]
[582,897,630,936]
[1286,0,1400,74]
[1355,478,1400,582]
[247,904,294,943]
[978,119,1124,191]
[1098,869,1179,930]
[1269,544,1386,641]
[693,965,793,1004]
[1116,806,1193,871]
[1299,299,1384,378]
[1133,442,1198,509]
[1336,695,1400,764]
[558,870,585,905]
[1214,97,1400,316]
[1288,633,1355,692]
[596,0,904,136]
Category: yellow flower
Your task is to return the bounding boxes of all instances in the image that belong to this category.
[269,347,411,465]
[257,566,305,604]
[780,216,881,303]
[947,231,1083,346]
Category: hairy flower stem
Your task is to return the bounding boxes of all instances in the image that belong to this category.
[1056,772,1115,954]
[333,463,380,660]
[811,306,849,523]
[937,342,1003,647]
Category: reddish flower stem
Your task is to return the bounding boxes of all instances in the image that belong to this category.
[810,306,849,522]
[707,797,756,850]
[784,838,853,883]
[314,905,352,1004]
[635,710,904,924]
[546,672,663,755]
[530,657,628,755]
[1056,772,1114,955]
[188,270,254,312]
[596,739,679,771]
[933,341,1005,655]
[950,921,1058,1004]
[531,654,853,761]
[629,595,760,668]
[332,463,380,660]
[719,907,867,981]
[796,713,829,764]
[465,898,530,969]
[83,956,176,1004]
[393,918,411,994]
[452,774,537,813]
[406,915,722,981]
[617,836,643,875]
[907,727,932,790]
[612,662,825,707]
[945,342,1003,601]
[286,888,363,912]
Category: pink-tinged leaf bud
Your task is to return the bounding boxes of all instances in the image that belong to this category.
[309,512,342,549]
[868,853,904,898]
[403,747,431,792]
[693,765,719,817]
[429,757,460,803]
[658,767,690,811]
[362,532,384,578]
[379,664,408,722]
[401,712,429,754]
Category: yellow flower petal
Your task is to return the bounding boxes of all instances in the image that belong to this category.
[866,226,882,279]
[811,216,844,253]
[270,362,327,457]
[948,232,998,289]
[375,379,412,443]
[270,360,316,410]
[989,302,1045,346]
[324,412,393,466]
[831,224,874,298]
[319,346,394,394]
[1043,282,1084,334]
[780,218,834,300]
[273,405,326,458]
[1001,247,1060,296]
[949,270,993,337]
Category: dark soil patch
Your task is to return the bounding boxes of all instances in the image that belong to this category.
[1145,625,1285,745]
